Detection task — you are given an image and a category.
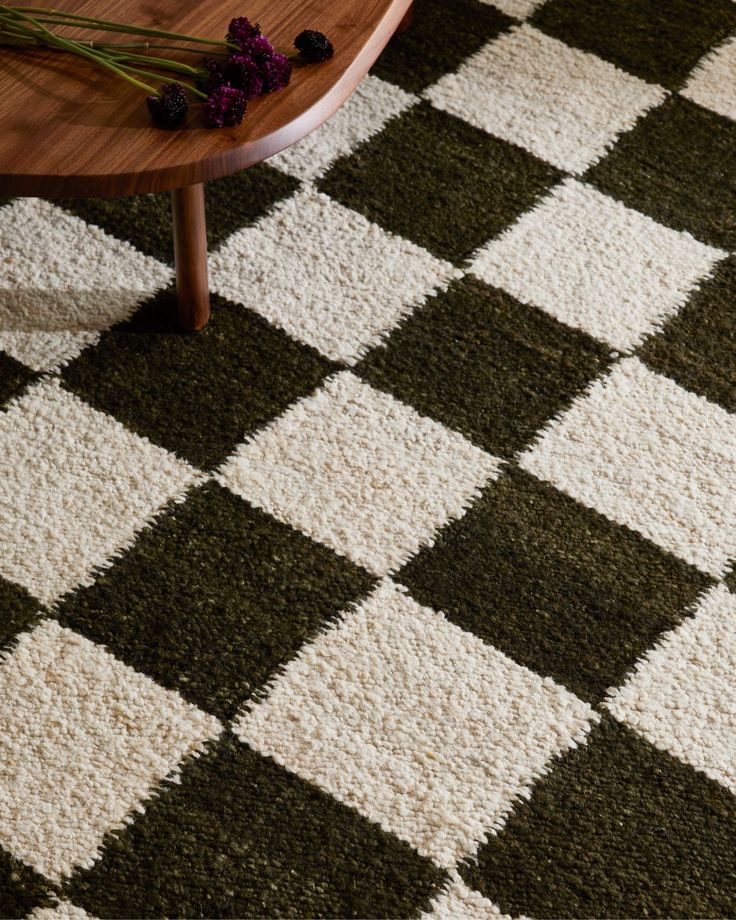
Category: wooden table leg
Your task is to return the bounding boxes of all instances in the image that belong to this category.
[171,183,210,331]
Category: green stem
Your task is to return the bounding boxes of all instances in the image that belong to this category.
[107,50,203,76]
[0,13,209,97]
[108,60,181,83]
[1,7,216,101]
[97,41,223,55]
[0,17,207,93]
[9,7,236,48]
[112,61,208,98]
[0,31,36,44]
[0,13,41,37]
[58,45,158,93]
[0,9,159,92]
[0,30,223,56]
[0,22,38,42]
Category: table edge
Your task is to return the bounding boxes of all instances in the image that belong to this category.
[0,0,410,198]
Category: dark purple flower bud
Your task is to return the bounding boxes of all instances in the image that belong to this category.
[294,30,334,63]
[232,36,291,94]
[146,82,188,128]
[226,16,261,48]
[238,34,275,65]
[204,86,247,128]
[260,51,292,93]
[201,56,226,91]
[222,53,264,99]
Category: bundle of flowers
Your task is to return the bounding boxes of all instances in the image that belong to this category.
[0,5,334,128]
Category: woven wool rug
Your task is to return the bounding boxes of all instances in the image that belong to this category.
[2,0,736,916]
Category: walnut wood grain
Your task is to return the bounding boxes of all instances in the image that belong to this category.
[0,0,412,197]
[171,183,209,330]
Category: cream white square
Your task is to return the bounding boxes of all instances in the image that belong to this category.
[28,903,93,920]
[478,0,543,19]
[271,75,417,180]
[235,579,596,867]
[682,37,736,121]
[472,179,725,351]
[0,198,171,371]
[218,372,500,574]
[0,379,201,604]
[210,187,458,364]
[606,585,736,793]
[0,620,220,881]
[520,358,736,577]
[425,25,666,174]
[424,877,514,919]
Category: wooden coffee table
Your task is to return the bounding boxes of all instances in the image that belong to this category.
[0,0,412,329]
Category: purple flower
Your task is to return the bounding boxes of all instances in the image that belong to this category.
[260,51,292,93]
[201,56,226,90]
[229,36,292,94]
[222,53,264,99]
[146,82,188,128]
[238,34,276,65]
[204,86,247,128]
[294,30,334,63]
[226,16,261,47]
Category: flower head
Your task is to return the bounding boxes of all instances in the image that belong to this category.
[204,86,247,128]
[260,51,292,93]
[231,36,291,94]
[294,30,334,63]
[238,34,275,64]
[222,53,264,99]
[201,55,226,90]
[226,16,261,48]
[146,82,188,128]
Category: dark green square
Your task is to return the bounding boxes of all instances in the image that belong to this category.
[0,576,41,654]
[372,0,513,93]
[56,164,299,263]
[61,290,336,470]
[357,277,611,458]
[462,716,736,918]
[0,846,55,919]
[57,481,375,721]
[66,735,446,919]
[638,255,736,412]
[533,0,736,89]
[586,96,736,250]
[399,467,711,702]
[0,353,36,410]
[319,102,561,264]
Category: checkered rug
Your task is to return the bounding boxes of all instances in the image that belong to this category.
[2,0,736,916]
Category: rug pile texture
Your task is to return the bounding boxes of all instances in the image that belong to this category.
[2,0,736,916]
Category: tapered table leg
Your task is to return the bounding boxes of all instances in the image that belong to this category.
[171,183,210,331]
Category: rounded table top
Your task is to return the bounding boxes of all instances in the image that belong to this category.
[0,0,409,197]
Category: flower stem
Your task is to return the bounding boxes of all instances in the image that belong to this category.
[0,22,38,43]
[0,30,35,44]
[106,50,203,76]
[10,7,236,48]
[1,10,211,96]
[97,41,222,55]
[58,46,158,93]
[0,8,159,92]
[112,61,208,98]
[0,30,221,56]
